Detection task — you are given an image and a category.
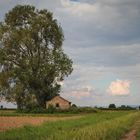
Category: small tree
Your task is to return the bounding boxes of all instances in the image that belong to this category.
[120,105,126,109]
[72,104,77,108]
[0,105,3,109]
[0,5,73,109]
[109,104,116,109]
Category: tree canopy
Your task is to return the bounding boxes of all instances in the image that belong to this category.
[0,5,73,109]
[108,104,116,109]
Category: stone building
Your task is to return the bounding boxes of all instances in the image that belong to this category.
[46,95,71,109]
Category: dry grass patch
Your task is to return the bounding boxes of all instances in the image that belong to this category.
[0,116,81,131]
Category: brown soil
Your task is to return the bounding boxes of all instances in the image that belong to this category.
[0,116,80,132]
[121,121,140,140]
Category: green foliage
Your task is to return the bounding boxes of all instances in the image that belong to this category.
[17,105,56,114]
[109,104,116,109]
[17,107,46,114]
[46,105,56,113]
[0,5,73,109]
[71,104,77,108]
[0,109,78,117]
[68,107,98,114]
[118,105,136,110]
[16,107,98,114]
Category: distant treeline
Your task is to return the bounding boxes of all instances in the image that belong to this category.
[98,104,140,110]
[0,104,139,113]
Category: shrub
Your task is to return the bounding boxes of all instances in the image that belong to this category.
[46,105,56,114]
[16,106,98,114]
[109,104,116,109]
[71,104,77,108]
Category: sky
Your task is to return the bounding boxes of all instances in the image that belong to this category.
[0,0,140,108]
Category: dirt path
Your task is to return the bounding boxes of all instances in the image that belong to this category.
[0,116,81,132]
[121,120,140,140]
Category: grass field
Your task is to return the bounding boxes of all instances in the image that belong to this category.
[0,110,140,140]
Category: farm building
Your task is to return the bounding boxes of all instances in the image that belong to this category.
[46,95,71,109]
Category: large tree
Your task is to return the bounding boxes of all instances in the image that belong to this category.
[0,5,73,109]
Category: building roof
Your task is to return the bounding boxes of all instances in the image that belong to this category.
[47,95,71,103]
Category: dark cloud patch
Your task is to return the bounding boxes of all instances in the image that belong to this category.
[64,43,140,67]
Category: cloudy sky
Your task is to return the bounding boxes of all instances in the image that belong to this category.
[0,0,140,107]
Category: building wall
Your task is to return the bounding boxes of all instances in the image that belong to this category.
[46,96,71,110]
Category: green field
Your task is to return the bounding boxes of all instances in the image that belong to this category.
[0,111,140,140]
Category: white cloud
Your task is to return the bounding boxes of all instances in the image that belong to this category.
[107,79,131,96]
[62,86,94,99]
[61,0,97,15]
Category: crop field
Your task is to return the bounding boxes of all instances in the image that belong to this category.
[0,110,140,140]
[0,116,81,132]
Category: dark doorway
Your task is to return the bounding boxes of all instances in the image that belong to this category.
[56,103,59,108]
